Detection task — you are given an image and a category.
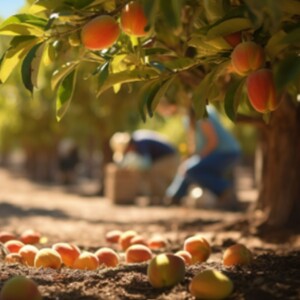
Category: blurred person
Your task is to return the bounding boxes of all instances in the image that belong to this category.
[111,129,180,201]
[165,105,241,210]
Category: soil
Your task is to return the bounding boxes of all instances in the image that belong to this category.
[0,166,300,300]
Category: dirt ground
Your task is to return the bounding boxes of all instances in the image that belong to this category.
[0,166,300,300]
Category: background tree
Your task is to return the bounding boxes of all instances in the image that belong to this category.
[0,0,299,230]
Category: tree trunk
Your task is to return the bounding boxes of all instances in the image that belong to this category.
[257,97,300,229]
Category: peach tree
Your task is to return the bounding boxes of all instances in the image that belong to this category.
[0,0,300,230]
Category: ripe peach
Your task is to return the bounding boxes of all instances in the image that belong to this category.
[81,15,120,50]
[121,1,148,37]
[224,31,242,48]
[72,251,99,270]
[4,240,25,253]
[125,244,152,263]
[246,68,279,113]
[51,243,80,267]
[147,253,185,288]
[223,243,253,266]
[20,229,41,245]
[174,250,193,265]
[119,230,138,251]
[183,235,211,264]
[0,231,17,243]
[147,235,168,250]
[231,41,265,76]
[0,276,42,300]
[95,247,120,267]
[18,245,39,267]
[34,248,62,269]
[4,253,23,264]
[189,269,234,299]
[129,235,148,246]
[105,229,123,244]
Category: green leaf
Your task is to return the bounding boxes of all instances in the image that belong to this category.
[160,0,183,30]
[21,43,44,93]
[56,69,77,121]
[0,36,41,83]
[280,27,300,44]
[97,68,160,97]
[224,78,246,122]
[0,14,47,29]
[142,0,159,31]
[98,61,110,90]
[51,61,80,91]
[274,56,300,91]
[163,57,196,72]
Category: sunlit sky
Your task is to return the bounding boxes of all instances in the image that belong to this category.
[0,0,26,19]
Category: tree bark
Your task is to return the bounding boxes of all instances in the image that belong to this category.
[257,97,300,229]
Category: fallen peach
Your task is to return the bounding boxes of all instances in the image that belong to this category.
[81,15,120,50]
[20,229,41,245]
[223,243,253,266]
[147,253,185,288]
[183,235,211,264]
[18,245,39,267]
[129,235,148,246]
[174,250,193,265]
[231,41,265,76]
[4,253,23,264]
[119,230,138,251]
[0,276,42,300]
[72,251,99,270]
[246,68,279,113]
[34,248,62,269]
[147,235,168,250]
[121,1,148,37]
[0,231,17,243]
[105,229,123,244]
[95,247,119,267]
[4,240,25,253]
[52,242,81,267]
[189,269,234,299]
[125,244,152,263]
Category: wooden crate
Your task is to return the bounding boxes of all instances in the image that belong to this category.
[104,163,142,204]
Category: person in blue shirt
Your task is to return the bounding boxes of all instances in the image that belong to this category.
[165,106,241,209]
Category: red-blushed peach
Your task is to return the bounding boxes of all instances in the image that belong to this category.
[72,251,99,270]
[105,229,123,244]
[94,247,120,267]
[231,41,265,76]
[81,15,120,50]
[125,244,152,263]
[18,245,39,267]
[34,248,62,269]
[147,235,168,250]
[52,242,81,268]
[246,68,280,113]
[222,243,253,266]
[189,269,234,299]
[183,235,211,264]
[120,1,148,37]
[0,231,17,243]
[224,31,242,48]
[20,229,41,245]
[0,276,42,300]
[4,253,23,264]
[119,230,138,251]
[147,253,185,288]
[129,235,148,246]
[4,240,25,253]
[174,250,193,265]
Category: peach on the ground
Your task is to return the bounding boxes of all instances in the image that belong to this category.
[129,235,148,246]
[105,230,123,244]
[20,229,41,245]
[147,253,185,288]
[0,231,17,243]
[19,245,39,267]
[52,242,81,267]
[4,240,25,253]
[174,250,193,265]
[72,251,99,270]
[183,235,211,264]
[81,15,120,50]
[95,247,120,267]
[119,230,138,251]
[125,244,152,263]
[34,248,62,269]
[222,243,253,266]
[5,253,23,264]
[189,269,234,299]
[0,276,42,300]
[147,235,168,250]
